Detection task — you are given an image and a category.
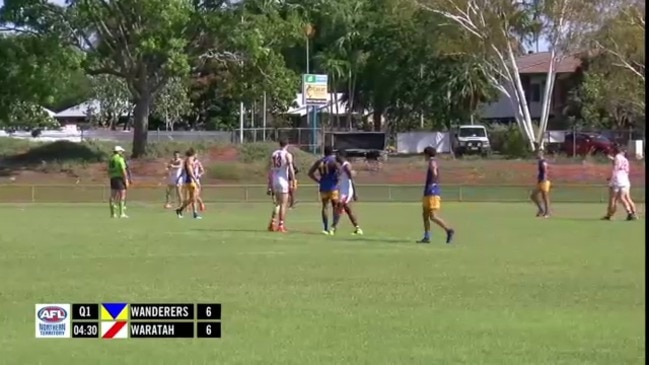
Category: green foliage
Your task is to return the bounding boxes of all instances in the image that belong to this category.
[569,66,644,130]
[500,126,532,158]
[152,77,192,130]
[0,33,83,126]
[88,75,131,129]
[488,124,531,158]
[3,102,59,130]
[1,0,638,153]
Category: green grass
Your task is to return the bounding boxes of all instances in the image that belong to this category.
[0,203,644,365]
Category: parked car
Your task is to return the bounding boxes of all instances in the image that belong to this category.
[452,124,492,157]
[562,132,614,156]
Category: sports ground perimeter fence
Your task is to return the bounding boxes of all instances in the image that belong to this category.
[0,184,644,204]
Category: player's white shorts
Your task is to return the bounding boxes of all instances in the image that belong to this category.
[611,184,631,194]
[272,178,290,194]
[340,186,354,204]
[167,176,181,185]
[610,177,631,194]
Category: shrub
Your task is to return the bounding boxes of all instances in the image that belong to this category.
[500,126,532,158]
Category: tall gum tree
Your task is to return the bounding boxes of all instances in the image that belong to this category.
[534,0,603,145]
[418,0,601,149]
[418,0,539,148]
[591,0,645,84]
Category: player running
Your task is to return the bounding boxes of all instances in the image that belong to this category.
[164,151,183,209]
[334,150,363,235]
[108,146,129,218]
[175,148,202,219]
[418,147,454,244]
[530,150,551,218]
[267,139,295,232]
[308,145,341,235]
[603,144,638,221]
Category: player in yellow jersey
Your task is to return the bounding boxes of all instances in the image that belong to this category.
[530,150,551,218]
[418,147,454,244]
[175,148,201,219]
[308,146,341,235]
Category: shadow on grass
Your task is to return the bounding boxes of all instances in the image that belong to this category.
[549,216,610,222]
[191,228,408,243]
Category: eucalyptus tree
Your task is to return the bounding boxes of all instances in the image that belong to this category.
[419,0,599,149]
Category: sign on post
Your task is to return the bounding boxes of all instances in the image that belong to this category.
[302,74,328,106]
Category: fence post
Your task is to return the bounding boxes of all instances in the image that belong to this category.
[31,185,36,203]
[458,186,463,202]
[387,185,392,201]
[244,186,249,202]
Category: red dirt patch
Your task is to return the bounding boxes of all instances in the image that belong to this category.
[206,146,239,162]
[1,152,644,187]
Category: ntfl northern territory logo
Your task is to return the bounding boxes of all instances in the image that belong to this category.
[35,304,71,338]
[100,303,128,339]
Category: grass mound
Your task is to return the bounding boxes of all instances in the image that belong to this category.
[0,138,320,182]
[3,140,107,165]
[208,143,318,182]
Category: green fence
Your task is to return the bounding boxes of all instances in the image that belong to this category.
[0,184,644,203]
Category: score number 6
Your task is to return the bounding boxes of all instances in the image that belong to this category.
[206,306,211,318]
[205,324,212,336]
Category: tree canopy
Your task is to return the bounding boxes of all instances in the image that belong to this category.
[0,0,642,155]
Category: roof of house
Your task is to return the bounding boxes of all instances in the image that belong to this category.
[55,100,131,118]
[517,52,582,74]
[42,107,56,117]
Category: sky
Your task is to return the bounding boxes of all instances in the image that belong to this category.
[0,0,550,52]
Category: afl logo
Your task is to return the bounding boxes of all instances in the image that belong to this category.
[38,306,67,323]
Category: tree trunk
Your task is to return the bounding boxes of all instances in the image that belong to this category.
[346,70,354,130]
[372,108,383,131]
[537,53,557,146]
[131,93,153,158]
[333,77,340,127]
[502,42,536,149]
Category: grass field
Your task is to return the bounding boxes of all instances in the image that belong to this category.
[0,202,644,365]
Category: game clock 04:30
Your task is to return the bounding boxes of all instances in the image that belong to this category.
[72,322,99,338]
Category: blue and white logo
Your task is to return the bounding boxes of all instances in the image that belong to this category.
[35,304,71,338]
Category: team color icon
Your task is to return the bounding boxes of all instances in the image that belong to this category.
[100,303,128,339]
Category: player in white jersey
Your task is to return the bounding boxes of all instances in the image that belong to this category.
[332,150,363,235]
[603,144,638,221]
[164,151,183,208]
[193,157,206,212]
[266,139,295,232]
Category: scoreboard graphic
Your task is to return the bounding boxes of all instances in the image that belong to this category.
[35,303,221,339]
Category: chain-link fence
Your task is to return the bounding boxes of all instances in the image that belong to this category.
[0,184,644,204]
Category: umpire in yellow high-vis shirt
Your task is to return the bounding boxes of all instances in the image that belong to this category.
[108,146,129,218]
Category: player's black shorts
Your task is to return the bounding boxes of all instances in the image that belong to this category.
[110,177,127,190]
